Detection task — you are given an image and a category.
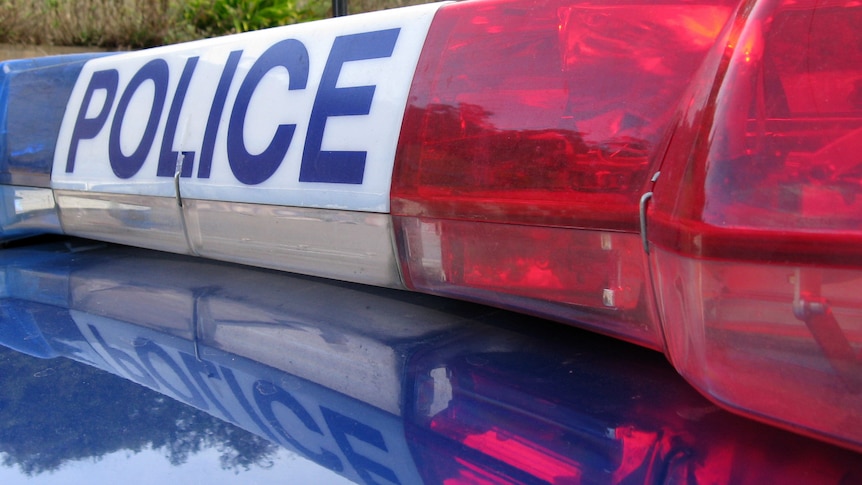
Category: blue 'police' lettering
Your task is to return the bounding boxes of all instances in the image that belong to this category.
[67,30,402,187]
[84,323,410,484]
[109,59,169,179]
[66,69,118,173]
[322,406,401,485]
[198,50,243,179]
[253,379,344,471]
[136,338,210,410]
[181,352,238,422]
[221,366,281,443]
[87,324,159,389]
[299,29,400,184]
[157,56,199,177]
[228,40,309,185]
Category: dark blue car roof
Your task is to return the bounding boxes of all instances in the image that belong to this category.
[0,237,860,484]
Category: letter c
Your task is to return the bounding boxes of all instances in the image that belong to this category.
[227,39,309,185]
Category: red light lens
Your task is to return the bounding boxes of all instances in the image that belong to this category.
[652,253,862,449]
[649,0,862,451]
[395,217,658,346]
[392,0,736,346]
[651,0,862,262]
[395,0,862,452]
[393,0,736,230]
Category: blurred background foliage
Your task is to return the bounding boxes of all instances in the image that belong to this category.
[183,0,328,38]
[0,0,431,49]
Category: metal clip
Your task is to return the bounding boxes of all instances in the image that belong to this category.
[639,172,660,254]
[639,192,653,254]
[175,152,200,256]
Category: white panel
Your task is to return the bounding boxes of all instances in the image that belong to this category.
[53,3,446,213]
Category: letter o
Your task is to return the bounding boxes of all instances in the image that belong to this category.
[109,59,169,179]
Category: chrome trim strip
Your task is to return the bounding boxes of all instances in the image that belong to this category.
[54,190,190,253]
[185,199,405,289]
[54,190,404,288]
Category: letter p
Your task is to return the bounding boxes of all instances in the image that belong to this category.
[65,69,119,173]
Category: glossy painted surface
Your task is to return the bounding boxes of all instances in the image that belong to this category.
[1,237,861,483]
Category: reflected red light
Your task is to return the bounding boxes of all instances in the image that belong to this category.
[443,459,518,485]
[461,430,581,483]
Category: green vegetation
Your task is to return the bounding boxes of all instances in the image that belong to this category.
[184,0,327,38]
[0,0,429,49]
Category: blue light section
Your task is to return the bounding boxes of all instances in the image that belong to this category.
[0,53,113,186]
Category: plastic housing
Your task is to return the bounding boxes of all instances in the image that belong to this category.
[649,0,862,451]
[392,0,738,348]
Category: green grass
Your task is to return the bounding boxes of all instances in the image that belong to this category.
[0,0,430,49]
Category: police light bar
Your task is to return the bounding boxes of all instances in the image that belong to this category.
[0,0,860,454]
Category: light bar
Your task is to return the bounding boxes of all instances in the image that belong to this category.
[0,0,860,454]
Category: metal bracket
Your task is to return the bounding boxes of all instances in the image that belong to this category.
[639,171,661,254]
[175,152,200,256]
[333,0,348,17]
[639,192,653,254]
